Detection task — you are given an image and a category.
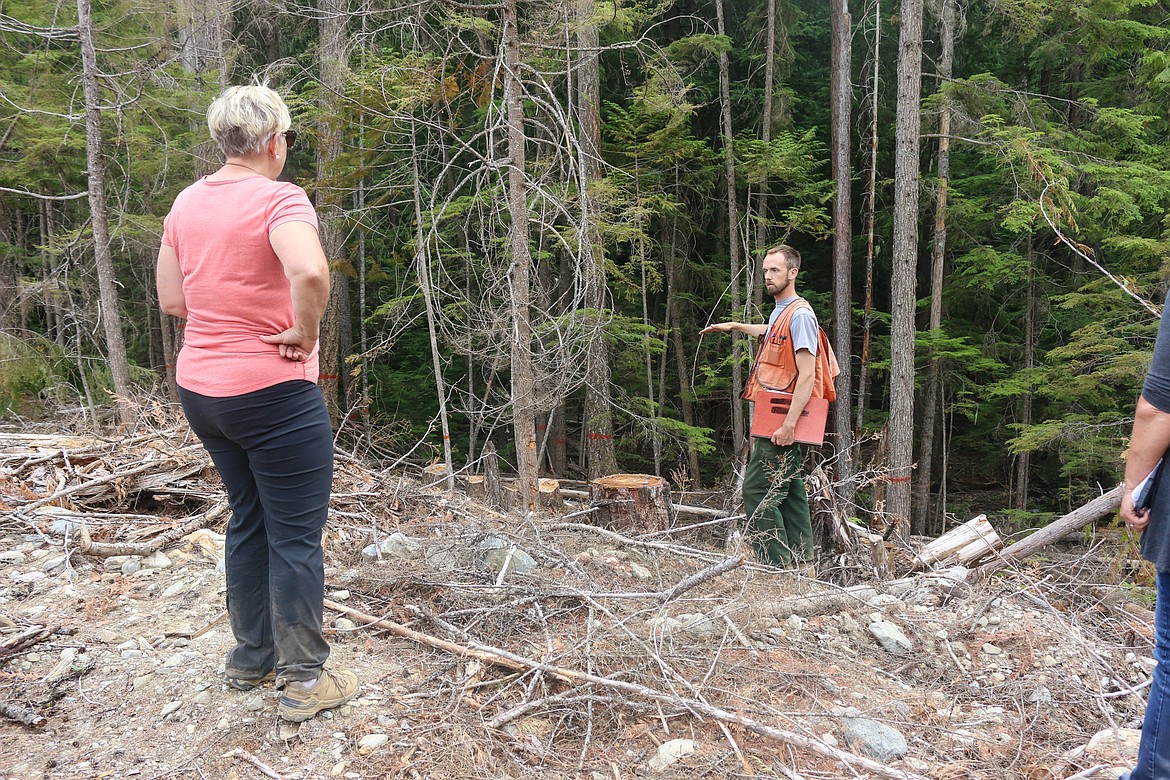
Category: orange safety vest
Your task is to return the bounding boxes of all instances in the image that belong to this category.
[743,297,840,404]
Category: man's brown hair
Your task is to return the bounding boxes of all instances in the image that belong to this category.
[765,244,801,271]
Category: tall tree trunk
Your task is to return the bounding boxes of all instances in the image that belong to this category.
[77,0,133,427]
[503,0,538,509]
[912,0,955,536]
[751,0,777,301]
[830,0,856,506]
[856,0,881,435]
[667,219,702,484]
[317,0,350,427]
[716,0,746,454]
[576,0,619,478]
[1015,238,1035,510]
[412,128,454,491]
[888,0,925,535]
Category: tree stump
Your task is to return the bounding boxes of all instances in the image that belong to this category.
[422,463,449,486]
[589,474,671,532]
[466,475,487,500]
[538,478,563,512]
[482,442,507,510]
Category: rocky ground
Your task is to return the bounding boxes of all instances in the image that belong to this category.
[0,425,1158,780]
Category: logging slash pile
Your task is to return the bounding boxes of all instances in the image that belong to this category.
[0,417,1159,780]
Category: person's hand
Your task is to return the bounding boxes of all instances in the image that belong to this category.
[260,327,317,362]
[771,422,796,447]
[700,322,736,335]
[1121,488,1150,534]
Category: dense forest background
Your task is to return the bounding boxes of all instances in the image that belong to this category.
[3,0,1168,536]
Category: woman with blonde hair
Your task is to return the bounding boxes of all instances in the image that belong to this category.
[156,83,358,722]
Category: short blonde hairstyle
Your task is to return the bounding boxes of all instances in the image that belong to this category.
[207,85,291,157]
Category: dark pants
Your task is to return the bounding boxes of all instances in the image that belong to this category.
[742,438,813,565]
[1124,571,1170,780]
[179,380,332,682]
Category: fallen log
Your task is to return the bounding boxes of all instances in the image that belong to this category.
[78,502,229,557]
[560,488,728,519]
[914,514,1002,570]
[974,486,1122,580]
[323,598,929,780]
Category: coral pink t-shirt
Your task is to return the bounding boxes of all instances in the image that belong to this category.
[161,176,320,397]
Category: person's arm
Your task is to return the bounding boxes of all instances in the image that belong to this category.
[156,244,187,319]
[771,348,815,446]
[260,221,330,362]
[701,321,769,337]
[1122,395,1170,531]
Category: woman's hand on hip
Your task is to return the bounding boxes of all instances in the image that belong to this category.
[260,327,317,362]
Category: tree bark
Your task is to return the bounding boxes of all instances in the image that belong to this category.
[1013,238,1036,510]
[856,0,881,436]
[830,0,856,507]
[77,0,133,427]
[316,0,350,426]
[667,220,702,484]
[913,0,955,536]
[576,0,619,479]
[503,0,539,510]
[887,0,925,536]
[715,0,746,455]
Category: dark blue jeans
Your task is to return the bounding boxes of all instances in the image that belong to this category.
[179,380,333,683]
[1125,571,1170,780]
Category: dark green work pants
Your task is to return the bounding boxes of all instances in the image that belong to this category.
[742,438,813,565]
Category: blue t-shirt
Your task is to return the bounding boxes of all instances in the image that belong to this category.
[1140,307,1170,571]
[769,297,819,355]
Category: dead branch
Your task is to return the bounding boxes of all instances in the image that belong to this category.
[223,747,284,780]
[18,459,168,510]
[0,624,55,661]
[0,701,47,728]
[323,600,928,780]
[78,502,228,557]
[974,486,1122,580]
[658,555,744,603]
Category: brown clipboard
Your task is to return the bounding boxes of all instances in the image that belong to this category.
[750,390,829,446]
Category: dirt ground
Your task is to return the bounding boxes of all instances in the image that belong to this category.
[0,427,1158,780]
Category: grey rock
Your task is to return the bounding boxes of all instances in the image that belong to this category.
[1028,686,1053,705]
[334,617,357,631]
[678,613,722,639]
[868,621,913,655]
[161,580,189,599]
[47,516,82,538]
[841,713,908,762]
[484,545,537,577]
[363,532,422,562]
[160,700,183,717]
[358,733,389,752]
[193,690,213,706]
[646,616,684,635]
[629,562,653,580]
[142,551,172,570]
[645,739,697,773]
[0,551,27,566]
[279,722,301,740]
[121,558,142,576]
